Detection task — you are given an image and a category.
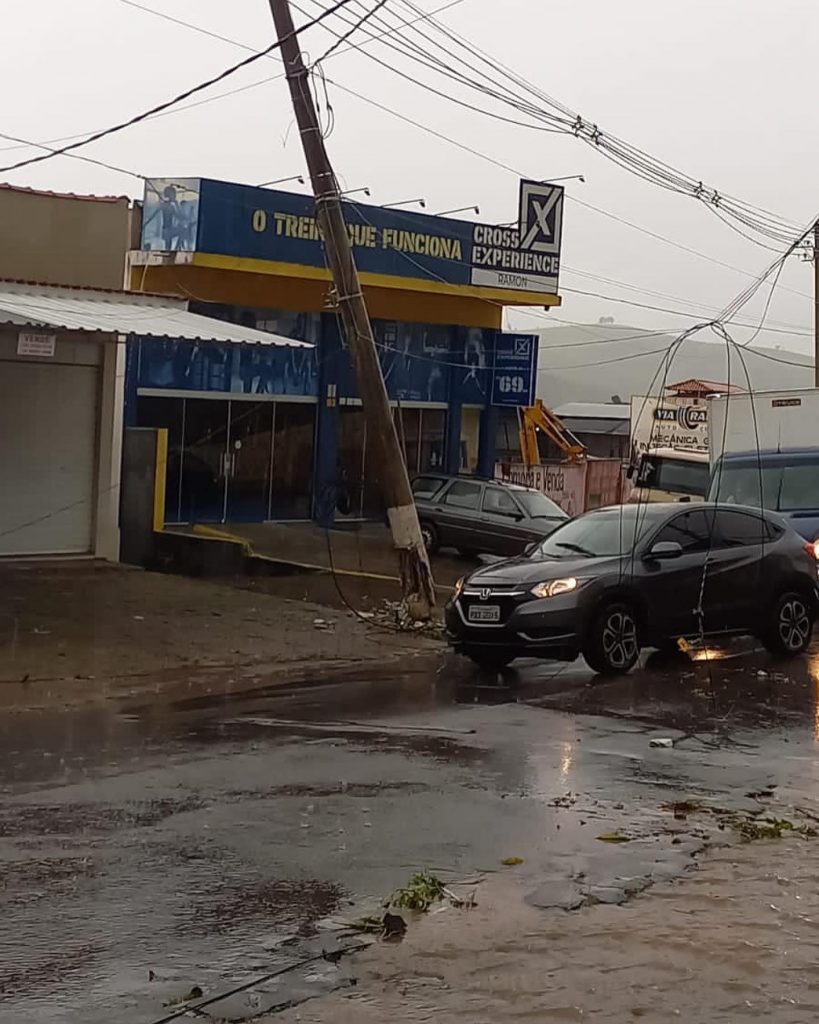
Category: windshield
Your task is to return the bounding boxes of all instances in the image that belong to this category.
[535,507,659,558]
[515,490,568,519]
[709,457,819,512]
[637,455,709,497]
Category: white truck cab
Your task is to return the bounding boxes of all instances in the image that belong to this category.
[628,447,710,503]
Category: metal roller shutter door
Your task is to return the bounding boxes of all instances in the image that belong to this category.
[0,361,98,556]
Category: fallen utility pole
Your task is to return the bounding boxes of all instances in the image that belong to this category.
[267,0,436,619]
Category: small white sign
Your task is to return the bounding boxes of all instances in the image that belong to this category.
[17,332,56,358]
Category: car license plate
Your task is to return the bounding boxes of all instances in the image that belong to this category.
[468,604,501,623]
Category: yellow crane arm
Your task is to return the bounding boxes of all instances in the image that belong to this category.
[519,400,587,466]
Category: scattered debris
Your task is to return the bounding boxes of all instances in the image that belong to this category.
[718,812,816,843]
[369,600,446,638]
[661,800,818,842]
[163,985,203,1007]
[549,793,576,808]
[649,738,674,749]
[596,832,631,843]
[663,800,704,820]
[501,856,524,866]
[382,912,407,939]
[346,915,385,935]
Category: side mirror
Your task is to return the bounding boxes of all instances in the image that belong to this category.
[646,541,683,561]
[626,465,635,480]
[524,541,538,557]
[677,495,691,503]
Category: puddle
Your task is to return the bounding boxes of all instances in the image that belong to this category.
[0,797,204,837]
[182,878,347,938]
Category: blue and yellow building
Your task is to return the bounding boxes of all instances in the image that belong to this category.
[127,177,562,525]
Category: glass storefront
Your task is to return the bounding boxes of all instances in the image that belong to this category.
[138,395,315,523]
[336,405,446,520]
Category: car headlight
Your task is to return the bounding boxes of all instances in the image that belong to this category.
[453,576,465,598]
[530,577,579,599]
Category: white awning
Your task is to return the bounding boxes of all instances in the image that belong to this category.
[0,281,309,347]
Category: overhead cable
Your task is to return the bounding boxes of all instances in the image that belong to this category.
[0,0,359,175]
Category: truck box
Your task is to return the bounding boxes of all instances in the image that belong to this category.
[709,388,819,463]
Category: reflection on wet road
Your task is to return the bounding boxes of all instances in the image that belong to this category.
[3,639,819,1022]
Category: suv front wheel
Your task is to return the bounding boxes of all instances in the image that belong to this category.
[760,591,813,657]
[582,601,641,676]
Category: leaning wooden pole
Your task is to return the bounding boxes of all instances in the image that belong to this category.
[267,0,435,619]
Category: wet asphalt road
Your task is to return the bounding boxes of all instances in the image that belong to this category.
[3,641,819,1023]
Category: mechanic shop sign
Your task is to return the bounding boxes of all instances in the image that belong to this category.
[630,395,709,453]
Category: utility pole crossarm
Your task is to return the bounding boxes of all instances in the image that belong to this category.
[267,0,436,619]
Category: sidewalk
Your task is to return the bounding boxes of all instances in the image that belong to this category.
[0,561,441,712]
[217,521,470,590]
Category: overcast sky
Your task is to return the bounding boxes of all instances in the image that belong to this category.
[3,0,817,350]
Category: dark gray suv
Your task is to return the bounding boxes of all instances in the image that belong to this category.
[446,503,819,673]
[412,473,569,557]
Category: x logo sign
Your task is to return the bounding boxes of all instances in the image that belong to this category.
[520,189,561,250]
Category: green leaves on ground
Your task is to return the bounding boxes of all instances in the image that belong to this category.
[389,871,447,912]
[661,799,818,842]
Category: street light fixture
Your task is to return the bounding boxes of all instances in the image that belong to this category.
[381,198,426,209]
[339,187,371,199]
[539,175,585,184]
[435,205,480,217]
[257,174,305,187]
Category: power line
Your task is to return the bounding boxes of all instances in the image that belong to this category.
[314,0,391,61]
[319,74,812,307]
[0,0,469,158]
[0,0,359,175]
[28,0,810,310]
[0,131,146,182]
[300,0,804,247]
[560,285,810,338]
[14,0,809,354]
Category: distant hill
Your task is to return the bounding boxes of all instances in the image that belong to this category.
[534,323,813,405]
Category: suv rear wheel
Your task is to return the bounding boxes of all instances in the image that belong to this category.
[419,521,439,555]
[582,602,640,676]
[760,591,813,657]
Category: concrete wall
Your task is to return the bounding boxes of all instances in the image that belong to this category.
[96,339,125,561]
[0,185,132,289]
[120,427,160,567]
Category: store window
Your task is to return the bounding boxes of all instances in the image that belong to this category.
[394,407,446,474]
[137,395,315,523]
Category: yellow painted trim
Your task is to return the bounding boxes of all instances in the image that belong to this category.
[192,524,252,553]
[153,428,168,533]
[246,553,453,594]
[184,530,451,593]
[190,252,562,308]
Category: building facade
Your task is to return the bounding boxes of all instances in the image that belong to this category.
[0,183,135,289]
[128,177,563,525]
